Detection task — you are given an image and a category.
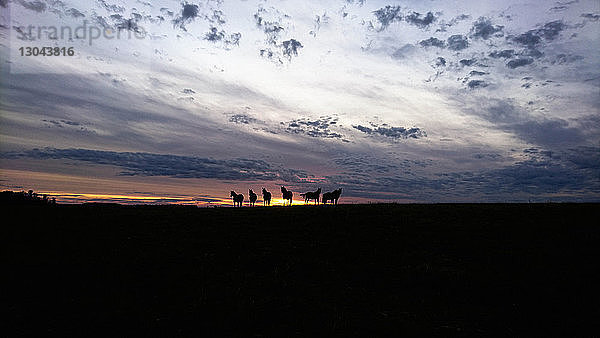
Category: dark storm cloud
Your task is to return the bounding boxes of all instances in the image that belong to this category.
[467,80,488,89]
[511,20,566,47]
[537,21,566,40]
[475,100,587,148]
[419,37,446,48]
[172,3,199,30]
[181,3,199,20]
[489,49,515,59]
[511,119,585,146]
[352,124,426,139]
[282,39,303,58]
[512,31,541,47]
[404,11,437,28]
[285,116,342,139]
[459,58,477,66]
[372,5,402,31]
[471,17,504,39]
[564,146,600,171]
[372,7,438,31]
[455,158,598,198]
[507,58,534,68]
[326,146,599,202]
[521,48,543,58]
[1,148,312,182]
[447,35,469,50]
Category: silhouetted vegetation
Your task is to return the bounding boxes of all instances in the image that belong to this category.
[3,203,598,336]
[1,190,56,205]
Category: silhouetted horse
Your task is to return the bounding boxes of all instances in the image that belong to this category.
[262,187,271,206]
[300,187,321,204]
[230,191,244,207]
[281,186,293,206]
[248,189,257,207]
[322,188,342,205]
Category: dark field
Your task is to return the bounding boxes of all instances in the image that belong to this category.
[3,203,599,336]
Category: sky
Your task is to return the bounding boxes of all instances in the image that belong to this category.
[0,0,599,205]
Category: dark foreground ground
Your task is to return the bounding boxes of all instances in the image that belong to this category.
[3,203,599,336]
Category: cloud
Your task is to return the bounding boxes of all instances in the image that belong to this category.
[469,70,487,76]
[459,58,477,66]
[65,8,85,18]
[204,27,241,47]
[581,13,600,21]
[436,13,470,32]
[17,0,46,12]
[507,58,534,68]
[467,80,488,89]
[352,123,427,139]
[253,7,301,63]
[489,49,515,59]
[550,54,584,65]
[326,146,599,202]
[372,7,437,31]
[447,35,469,50]
[511,119,585,146]
[1,148,314,182]
[229,114,258,124]
[404,11,437,28]
[285,116,342,139]
[282,39,303,58]
[511,20,566,48]
[471,17,504,39]
[391,44,417,59]
[254,6,286,44]
[372,5,402,31]
[419,37,446,48]
[472,100,587,147]
[172,3,199,30]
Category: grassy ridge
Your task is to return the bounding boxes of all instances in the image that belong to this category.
[3,203,599,335]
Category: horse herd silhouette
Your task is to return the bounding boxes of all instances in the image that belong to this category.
[229,187,342,207]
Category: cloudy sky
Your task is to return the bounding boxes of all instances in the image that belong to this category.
[0,0,599,204]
